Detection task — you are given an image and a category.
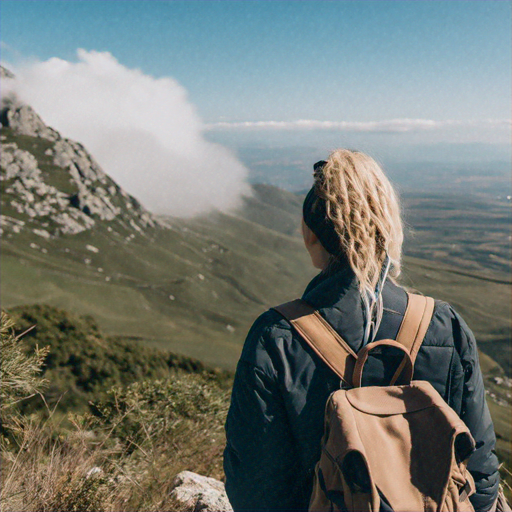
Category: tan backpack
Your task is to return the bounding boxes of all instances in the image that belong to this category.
[275,293,478,512]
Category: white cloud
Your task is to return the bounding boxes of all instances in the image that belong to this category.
[4,50,250,217]
[206,118,512,132]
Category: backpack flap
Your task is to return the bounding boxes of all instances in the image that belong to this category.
[339,381,476,512]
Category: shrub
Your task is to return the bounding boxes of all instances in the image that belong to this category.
[1,309,231,511]
[8,304,232,413]
[0,311,49,419]
[92,373,229,467]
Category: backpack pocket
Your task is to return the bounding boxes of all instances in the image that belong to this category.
[309,448,379,512]
[309,457,347,512]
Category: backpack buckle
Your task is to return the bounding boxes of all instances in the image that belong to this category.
[340,379,351,389]
[459,480,472,502]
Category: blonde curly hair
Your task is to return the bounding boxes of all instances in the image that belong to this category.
[313,149,403,295]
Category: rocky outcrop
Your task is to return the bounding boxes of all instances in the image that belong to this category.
[0,67,159,238]
[169,471,233,512]
[0,142,95,236]
[1,102,60,141]
[53,138,121,221]
[0,67,58,139]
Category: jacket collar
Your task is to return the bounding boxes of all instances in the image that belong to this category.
[302,264,358,308]
[301,265,366,352]
[301,265,408,352]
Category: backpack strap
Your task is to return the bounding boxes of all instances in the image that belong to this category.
[396,293,435,363]
[389,293,435,385]
[273,292,435,388]
[273,299,357,387]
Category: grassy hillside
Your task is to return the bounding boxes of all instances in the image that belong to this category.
[2,126,510,475]
[2,212,509,372]
[2,127,509,371]
[1,190,317,369]
[1,124,315,368]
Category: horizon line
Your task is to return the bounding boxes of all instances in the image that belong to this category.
[204,118,512,133]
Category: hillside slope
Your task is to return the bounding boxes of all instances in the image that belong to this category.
[0,124,316,367]
[1,86,510,466]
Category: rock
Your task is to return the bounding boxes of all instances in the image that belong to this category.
[3,103,60,141]
[85,466,104,479]
[0,215,25,234]
[33,229,51,239]
[0,66,15,79]
[169,471,233,512]
[493,376,512,388]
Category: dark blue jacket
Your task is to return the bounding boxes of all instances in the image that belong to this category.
[224,267,500,511]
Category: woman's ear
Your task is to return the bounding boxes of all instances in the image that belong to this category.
[302,218,330,270]
[301,218,318,249]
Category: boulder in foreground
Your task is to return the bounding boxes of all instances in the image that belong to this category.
[170,471,233,512]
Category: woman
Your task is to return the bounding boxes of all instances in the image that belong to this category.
[223,149,500,511]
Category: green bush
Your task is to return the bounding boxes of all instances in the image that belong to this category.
[0,311,49,415]
[92,373,229,456]
[8,305,233,413]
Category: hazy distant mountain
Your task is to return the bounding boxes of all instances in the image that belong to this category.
[206,138,512,196]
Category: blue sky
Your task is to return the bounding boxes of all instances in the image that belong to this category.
[2,1,510,121]
[1,0,511,168]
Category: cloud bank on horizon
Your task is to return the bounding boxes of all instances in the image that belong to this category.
[2,50,251,217]
[206,118,512,132]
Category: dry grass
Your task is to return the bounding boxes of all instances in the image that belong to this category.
[1,310,228,512]
[1,417,108,512]
[1,382,228,512]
